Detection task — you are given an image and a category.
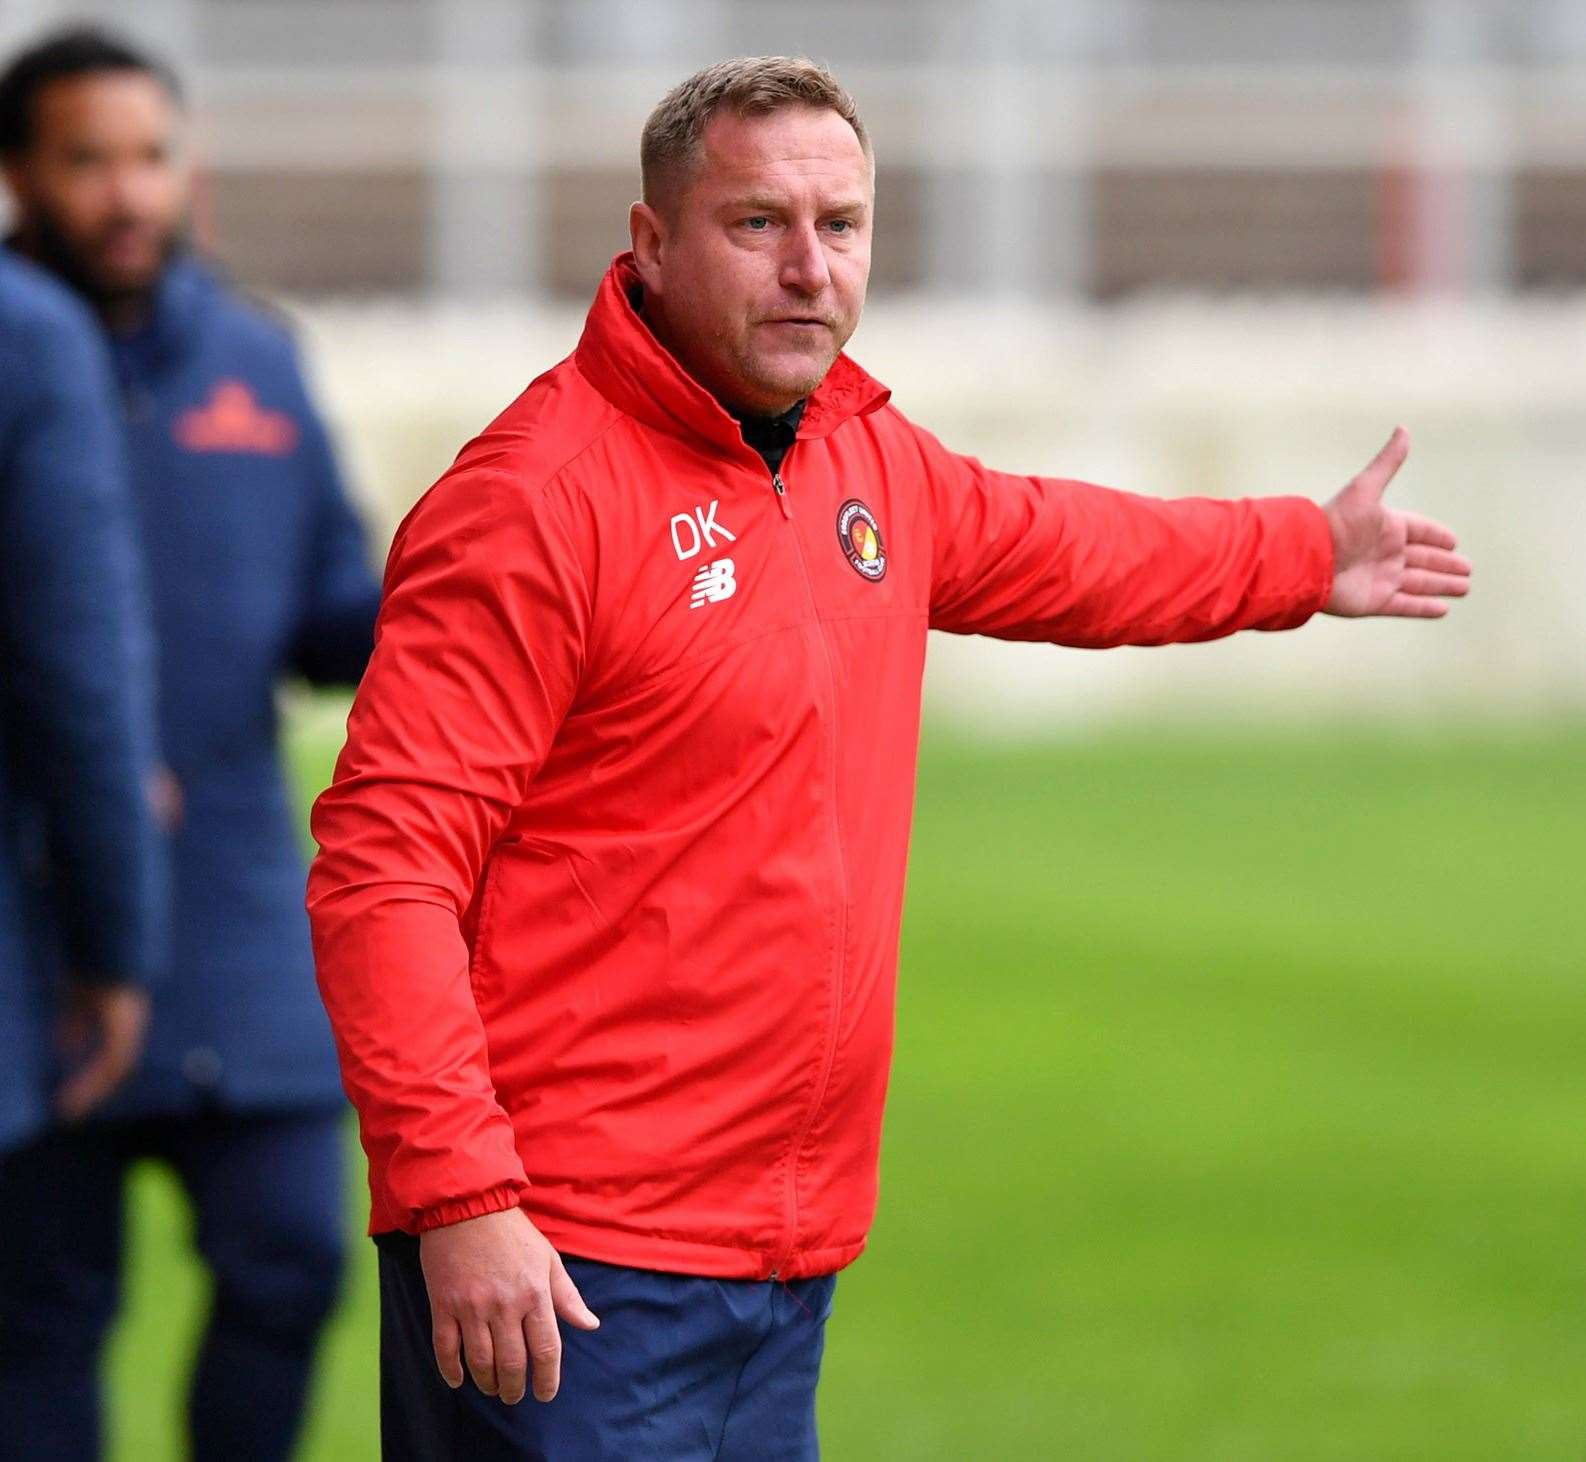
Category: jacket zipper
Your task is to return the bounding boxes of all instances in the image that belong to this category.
[764,457,849,1280]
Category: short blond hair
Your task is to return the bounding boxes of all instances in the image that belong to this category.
[640,55,870,208]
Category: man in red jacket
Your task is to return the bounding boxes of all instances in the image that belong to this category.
[308,56,1470,1459]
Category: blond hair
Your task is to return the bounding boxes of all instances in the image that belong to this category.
[640,55,870,207]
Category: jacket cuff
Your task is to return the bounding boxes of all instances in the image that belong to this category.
[1256,496,1336,630]
[1298,497,1337,618]
[412,1182,528,1233]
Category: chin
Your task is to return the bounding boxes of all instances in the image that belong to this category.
[750,356,834,404]
[103,260,163,291]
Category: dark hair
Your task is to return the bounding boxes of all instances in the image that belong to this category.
[0,25,182,155]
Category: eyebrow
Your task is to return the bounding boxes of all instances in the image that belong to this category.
[722,193,870,216]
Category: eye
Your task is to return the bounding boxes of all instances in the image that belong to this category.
[826,218,853,235]
[742,216,771,232]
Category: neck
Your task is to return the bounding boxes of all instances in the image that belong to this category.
[96,291,156,335]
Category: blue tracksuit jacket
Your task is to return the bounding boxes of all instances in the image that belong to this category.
[84,251,381,1116]
[0,252,165,1152]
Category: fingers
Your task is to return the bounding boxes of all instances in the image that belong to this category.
[1381,592,1450,619]
[493,1316,530,1405]
[1352,425,1410,502]
[55,1054,124,1122]
[1402,511,1458,551]
[524,1286,563,1403]
[550,1256,600,1332]
[432,1314,464,1389]
[1406,544,1471,576]
[434,1273,582,1405]
[428,1300,511,1398]
[1401,569,1470,599]
[55,991,148,1121]
[463,1315,498,1396]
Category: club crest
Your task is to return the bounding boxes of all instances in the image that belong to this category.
[836,499,886,581]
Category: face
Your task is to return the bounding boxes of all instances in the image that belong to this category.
[630,104,873,416]
[3,70,188,306]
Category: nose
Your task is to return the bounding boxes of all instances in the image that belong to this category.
[779,222,831,297]
[107,160,152,216]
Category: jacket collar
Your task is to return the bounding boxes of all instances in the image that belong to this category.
[0,238,219,378]
[109,252,220,380]
[573,252,890,460]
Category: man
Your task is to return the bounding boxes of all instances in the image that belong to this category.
[0,27,383,1462]
[309,57,1472,1460]
[0,247,163,1156]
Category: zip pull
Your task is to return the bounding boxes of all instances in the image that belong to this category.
[771,472,793,520]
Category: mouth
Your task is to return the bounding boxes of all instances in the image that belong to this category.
[761,317,832,331]
[94,226,162,270]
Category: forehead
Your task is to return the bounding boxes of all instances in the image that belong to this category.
[693,105,871,198]
[33,71,176,143]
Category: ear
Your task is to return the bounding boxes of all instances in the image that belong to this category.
[629,200,667,296]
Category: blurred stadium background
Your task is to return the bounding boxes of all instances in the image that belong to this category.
[3,1,1581,1457]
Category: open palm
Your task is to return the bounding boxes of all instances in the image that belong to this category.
[1324,427,1471,618]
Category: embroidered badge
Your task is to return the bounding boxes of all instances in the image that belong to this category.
[836,499,886,581]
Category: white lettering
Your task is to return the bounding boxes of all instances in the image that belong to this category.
[671,500,736,559]
[695,499,736,548]
[670,512,703,561]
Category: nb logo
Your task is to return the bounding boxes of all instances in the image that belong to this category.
[689,558,737,609]
[670,500,737,560]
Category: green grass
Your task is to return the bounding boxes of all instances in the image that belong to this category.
[109,717,1586,1460]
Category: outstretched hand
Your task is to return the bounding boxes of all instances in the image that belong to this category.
[1323,427,1471,618]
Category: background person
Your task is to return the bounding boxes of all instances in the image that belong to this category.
[0,27,382,1462]
[307,57,1470,1459]
[0,246,163,1157]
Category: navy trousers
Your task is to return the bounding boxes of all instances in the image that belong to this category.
[377,1232,836,1460]
[0,1105,346,1462]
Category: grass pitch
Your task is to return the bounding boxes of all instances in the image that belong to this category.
[108,720,1586,1459]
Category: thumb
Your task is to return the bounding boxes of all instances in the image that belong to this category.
[1351,425,1410,503]
[549,1257,600,1331]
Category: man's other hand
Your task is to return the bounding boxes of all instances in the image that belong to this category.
[55,981,149,1120]
[1323,427,1472,618]
[419,1206,600,1405]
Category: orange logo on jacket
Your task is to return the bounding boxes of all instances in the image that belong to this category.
[174,380,298,456]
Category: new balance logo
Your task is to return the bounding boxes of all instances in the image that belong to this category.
[689,558,737,609]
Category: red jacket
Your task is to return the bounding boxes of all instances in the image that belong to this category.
[307,253,1334,1279]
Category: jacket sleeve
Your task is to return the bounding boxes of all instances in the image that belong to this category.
[916,420,1336,644]
[0,305,165,985]
[288,387,382,687]
[306,460,592,1232]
